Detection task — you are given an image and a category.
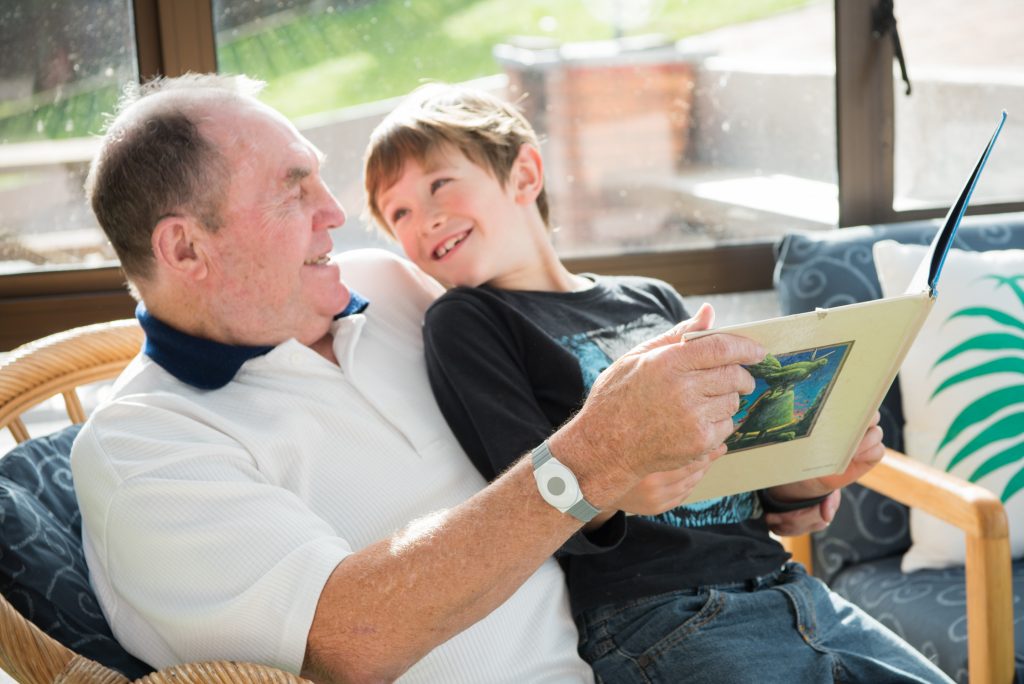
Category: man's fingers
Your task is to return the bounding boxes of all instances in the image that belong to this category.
[675,333,765,372]
[708,417,736,450]
[632,303,717,355]
[700,364,756,399]
[687,303,715,333]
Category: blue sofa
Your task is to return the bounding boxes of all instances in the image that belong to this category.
[774,212,1024,683]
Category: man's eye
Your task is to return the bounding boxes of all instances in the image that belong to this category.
[430,178,451,193]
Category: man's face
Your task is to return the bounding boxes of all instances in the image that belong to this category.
[201,101,349,347]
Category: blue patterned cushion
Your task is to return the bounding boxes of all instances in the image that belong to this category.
[0,424,153,679]
[830,556,1024,684]
[774,212,1024,575]
[775,213,1024,682]
[811,482,910,585]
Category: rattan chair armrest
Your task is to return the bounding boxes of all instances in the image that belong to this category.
[0,319,142,434]
[0,592,128,684]
[134,661,313,683]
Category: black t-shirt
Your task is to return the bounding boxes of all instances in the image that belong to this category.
[423,275,789,616]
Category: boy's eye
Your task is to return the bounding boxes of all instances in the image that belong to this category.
[430,178,452,194]
[391,208,409,223]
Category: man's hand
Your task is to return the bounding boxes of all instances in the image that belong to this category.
[764,411,885,505]
[548,303,765,507]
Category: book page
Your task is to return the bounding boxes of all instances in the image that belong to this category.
[682,292,933,502]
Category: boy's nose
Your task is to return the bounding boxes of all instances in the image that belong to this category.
[422,209,446,234]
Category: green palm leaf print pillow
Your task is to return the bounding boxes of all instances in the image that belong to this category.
[873,240,1024,572]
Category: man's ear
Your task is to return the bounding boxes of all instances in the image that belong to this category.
[152,215,209,281]
[511,143,544,205]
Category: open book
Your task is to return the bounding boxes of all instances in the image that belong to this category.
[681,110,1008,504]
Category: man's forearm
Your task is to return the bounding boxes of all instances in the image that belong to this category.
[303,322,764,682]
[303,450,629,683]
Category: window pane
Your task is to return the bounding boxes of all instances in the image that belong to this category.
[213,0,836,256]
[894,0,1023,211]
[0,1,136,274]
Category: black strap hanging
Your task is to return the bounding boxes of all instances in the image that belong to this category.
[872,0,912,96]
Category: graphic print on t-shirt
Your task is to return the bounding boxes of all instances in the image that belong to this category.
[557,314,760,527]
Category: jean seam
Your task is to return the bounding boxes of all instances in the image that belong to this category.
[624,589,726,663]
[584,588,703,627]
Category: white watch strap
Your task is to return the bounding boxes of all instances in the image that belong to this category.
[531,441,600,523]
[566,497,601,523]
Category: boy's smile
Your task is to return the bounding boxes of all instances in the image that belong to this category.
[432,228,471,260]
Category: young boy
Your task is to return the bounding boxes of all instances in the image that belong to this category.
[362,83,952,683]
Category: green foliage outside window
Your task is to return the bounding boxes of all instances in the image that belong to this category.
[0,0,808,143]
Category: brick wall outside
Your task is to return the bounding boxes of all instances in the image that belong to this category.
[505,56,695,250]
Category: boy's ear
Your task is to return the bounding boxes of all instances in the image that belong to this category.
[511,144,544,205]
[152,214,209,282]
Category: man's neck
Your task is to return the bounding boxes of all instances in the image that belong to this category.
[309,332,338,364]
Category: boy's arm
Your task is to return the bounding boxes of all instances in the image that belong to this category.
[423,292,577,478]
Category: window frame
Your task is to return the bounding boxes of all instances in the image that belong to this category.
[1,0,1022,349]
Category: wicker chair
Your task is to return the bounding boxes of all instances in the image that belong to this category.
[0,319,310,684]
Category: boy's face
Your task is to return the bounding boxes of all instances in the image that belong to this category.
[376,145,544,289]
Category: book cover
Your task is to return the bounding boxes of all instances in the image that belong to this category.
[682,111,1007,504]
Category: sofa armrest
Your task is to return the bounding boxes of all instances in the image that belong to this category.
[782,448,1014,684]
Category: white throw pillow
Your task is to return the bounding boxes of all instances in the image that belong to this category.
[873,240,1024,572]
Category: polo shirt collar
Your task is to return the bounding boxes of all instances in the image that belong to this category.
[136,290,370,390]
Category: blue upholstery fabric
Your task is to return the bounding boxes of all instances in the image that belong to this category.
[830,557,1024,684]
[773,211,1024,682]
[0,424,153,679]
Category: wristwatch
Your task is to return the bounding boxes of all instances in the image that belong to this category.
[531,441,600,523]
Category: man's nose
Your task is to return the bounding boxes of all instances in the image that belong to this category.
[314,184,346,231]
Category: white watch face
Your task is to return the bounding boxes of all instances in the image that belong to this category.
[535,460,581,511]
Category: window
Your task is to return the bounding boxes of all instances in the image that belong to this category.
[2,0,1023,350]
[0,0,136,274]
[892,0,1023,211]
[211,0,834,257]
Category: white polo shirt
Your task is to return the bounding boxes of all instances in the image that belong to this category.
[72,249,592,683]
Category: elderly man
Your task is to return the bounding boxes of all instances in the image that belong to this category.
[72,74,852,683]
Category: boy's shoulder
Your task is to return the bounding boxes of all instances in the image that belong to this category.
[593,272,675,291]
[425,285,508,320]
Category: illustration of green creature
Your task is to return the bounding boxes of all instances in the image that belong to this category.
[727,350,835,447]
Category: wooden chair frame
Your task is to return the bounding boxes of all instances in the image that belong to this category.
[0,320,311,684]
[782,448,1015,684]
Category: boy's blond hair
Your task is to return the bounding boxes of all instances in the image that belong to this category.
[364,83,550,233]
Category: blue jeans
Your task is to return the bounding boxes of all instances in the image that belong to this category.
[576,563,953,683]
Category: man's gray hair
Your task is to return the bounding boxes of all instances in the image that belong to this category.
[85,73,265,282]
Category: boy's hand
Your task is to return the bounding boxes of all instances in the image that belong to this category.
[766,490,841,536]
[763,411,885,503]
[613,454,716,516]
